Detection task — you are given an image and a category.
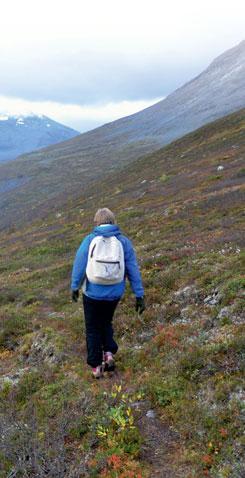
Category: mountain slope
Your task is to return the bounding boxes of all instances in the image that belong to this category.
[0,40,244,230]
[0,114,79,163]
[0,109,244,477]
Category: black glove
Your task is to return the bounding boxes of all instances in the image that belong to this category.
[136,296,145,315]
[72,290,79,302]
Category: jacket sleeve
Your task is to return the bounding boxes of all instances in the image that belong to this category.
[71,235,92,290]
[123,237,144,298]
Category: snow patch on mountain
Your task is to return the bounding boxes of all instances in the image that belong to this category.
[16,118,25,125]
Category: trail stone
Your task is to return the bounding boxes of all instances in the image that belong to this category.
[217,306,230,319]
[146,409,156,419]
[25,331,65,365]
[204,289,222,306]
[174,285,200,305]
[0,367,29,389]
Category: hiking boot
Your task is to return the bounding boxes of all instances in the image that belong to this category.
[104,352,115,371]
[92,365,103,379]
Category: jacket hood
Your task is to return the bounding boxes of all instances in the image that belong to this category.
[93,224,121,238]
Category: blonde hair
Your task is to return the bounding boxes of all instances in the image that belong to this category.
[94,208,115,225]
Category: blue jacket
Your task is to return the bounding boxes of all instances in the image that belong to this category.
[71,224,144,300]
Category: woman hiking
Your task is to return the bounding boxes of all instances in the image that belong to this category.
[71,208,145,378]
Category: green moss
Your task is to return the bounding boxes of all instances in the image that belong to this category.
[69,419,89,439]
[150,376,186,407]
[16,371,45,405]
[220,316,232,326]
[207,174,222,181]
[159,173,170,182]
[0,381,13,401]
[236,167,245,178]
[225,277,245,294]
[178,349,205,380]
[35,378,79,419]
[159,271,177,291]
[0,314,30,349]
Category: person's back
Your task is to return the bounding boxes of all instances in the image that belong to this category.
[71,208,145,378]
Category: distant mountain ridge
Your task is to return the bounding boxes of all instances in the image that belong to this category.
[0,40,244,229]
[75,38,245,146]
[33,39,245,157]
[0,114,79,162]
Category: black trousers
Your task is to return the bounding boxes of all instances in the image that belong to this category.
[82,294,119,367]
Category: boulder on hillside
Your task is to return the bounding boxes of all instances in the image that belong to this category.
[204,289,223,306]
[173,285,201,305]
[22,330,66,366]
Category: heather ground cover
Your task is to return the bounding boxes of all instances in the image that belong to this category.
[0,110,244,477]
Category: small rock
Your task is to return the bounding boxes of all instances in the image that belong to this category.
[146,409,155,419]
[25,332,65,365]
[180,306,193,321]
[0,367,29,389]
[229,389,245,405]
[131,401,143,409]
[174,285,200,305]
[204,290,222,306]
[204,295,215,305]
[202,318,215,331]
[217,307,230,319]
[138,330,154,341]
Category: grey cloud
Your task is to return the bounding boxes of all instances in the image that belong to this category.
[0,49,205,105]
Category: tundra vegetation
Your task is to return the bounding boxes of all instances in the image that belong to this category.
[0,109,244,477]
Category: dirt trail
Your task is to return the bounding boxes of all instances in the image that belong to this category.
[138,410,189,477]
[98,368,191,478]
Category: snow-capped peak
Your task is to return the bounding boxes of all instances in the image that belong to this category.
[0,112,78,163]
[0,113,45,121]
[12,113,45,120]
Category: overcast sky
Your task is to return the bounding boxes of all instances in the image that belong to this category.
[0,0,244,131]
